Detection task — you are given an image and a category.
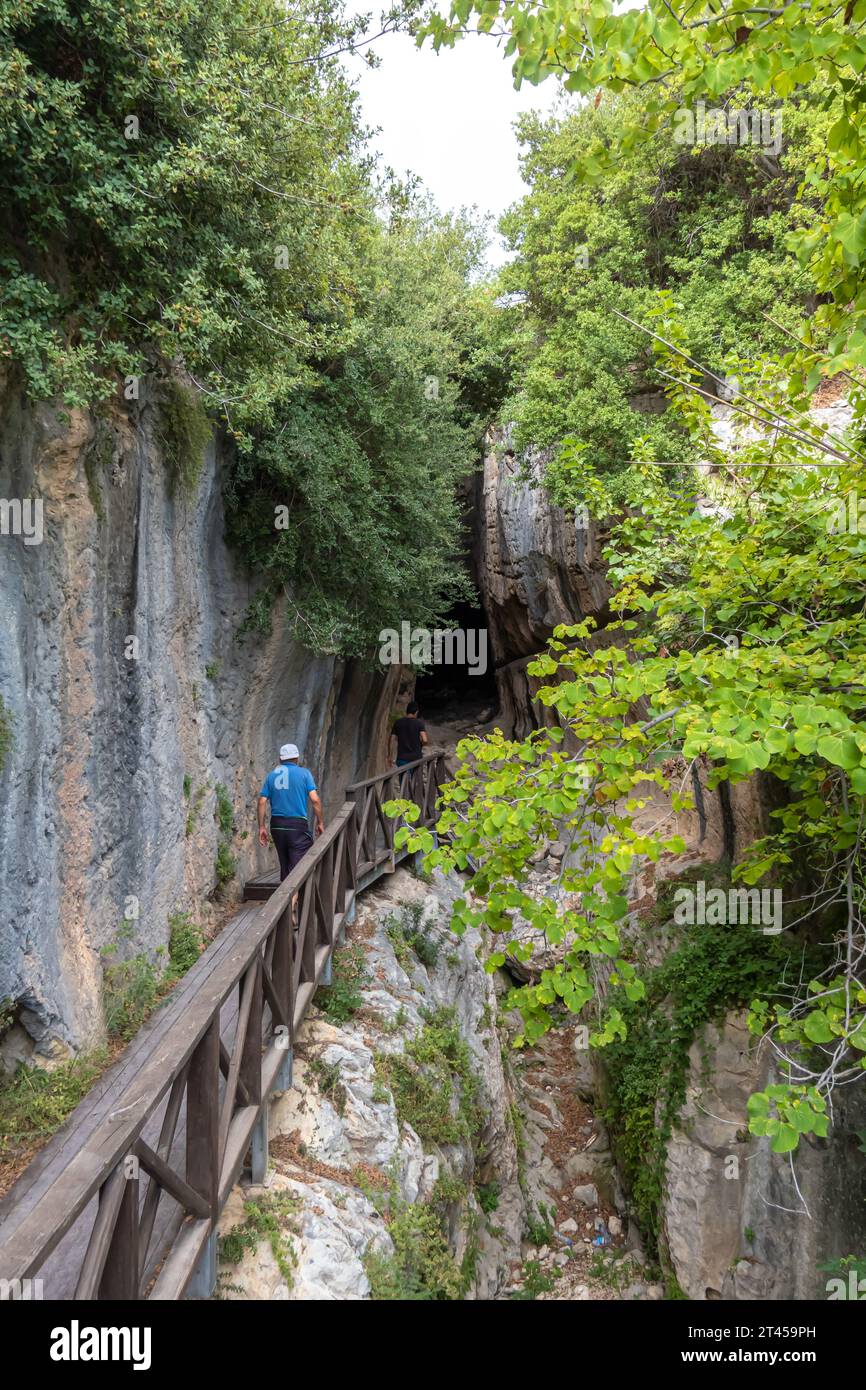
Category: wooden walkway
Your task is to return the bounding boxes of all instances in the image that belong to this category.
[0,753,446,1301]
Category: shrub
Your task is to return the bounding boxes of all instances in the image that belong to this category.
[477,1180,500,1214]
[375,1007,483,1148]
[510,1259,558,1300]
[364,1202,464,1301]
[308,1055,347,1116]
[0,1052,107,1159]
[316,942,369,1025]
[159,379,211,500]
[526,1201,554,1247]
[185,783,206,836]
[166,912,204,981]
[101,936,163,1043]
[219,1193,300,1286]
[215,843,236,891]
[386,908,440,971]
[215,783,234,837]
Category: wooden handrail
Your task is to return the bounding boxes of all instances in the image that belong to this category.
[0,753,445,1300]
[344,748,441,792]
[346,750,447,883]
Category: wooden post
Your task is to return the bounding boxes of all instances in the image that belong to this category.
[187,1232,217,1300]
[239,957,263,1110]
[98,1161,139,1300]
[272,903,293,1052]
[344,806,358,930]
[187,1018,220,1211]
[185,1018,220,1299]
[249,1105,268,1186]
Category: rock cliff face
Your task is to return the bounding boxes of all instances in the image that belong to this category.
[0,384,395,1059]
[468,424,866,1301]
[662,1013,866,1300]
[473,434,610,738]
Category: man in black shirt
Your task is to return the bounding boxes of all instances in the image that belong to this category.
[390,701,428,767]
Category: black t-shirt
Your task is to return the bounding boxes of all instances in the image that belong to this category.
[392,715,426,762]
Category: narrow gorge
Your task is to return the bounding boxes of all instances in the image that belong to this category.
[2,0,866,1333]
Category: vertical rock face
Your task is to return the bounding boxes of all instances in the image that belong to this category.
[662,1014,866,1300]
[0,386,395,1056]
[473,436,609,737]
[468,423,866,1301]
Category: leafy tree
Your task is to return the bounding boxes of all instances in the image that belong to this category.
[493,87,826,481]
[224,198,491,653]
[427,0,866,382]
[0,0,496,653]
[407,0,866,1157]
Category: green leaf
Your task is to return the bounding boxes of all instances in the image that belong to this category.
[770,1123,800,1154]
[802,1010,835,1045]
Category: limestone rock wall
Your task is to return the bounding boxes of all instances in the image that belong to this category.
[0,383,396,1057]
[474,434,610,737]
[662,1013,866,1300]
[470,423,866,1301]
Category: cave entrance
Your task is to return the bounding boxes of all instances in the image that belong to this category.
[413,598,499,731]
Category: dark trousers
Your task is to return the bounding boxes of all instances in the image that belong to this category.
[271,816,313,882]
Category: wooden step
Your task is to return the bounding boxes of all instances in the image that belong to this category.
[243,869,280,901]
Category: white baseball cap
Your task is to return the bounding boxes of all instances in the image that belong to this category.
[279,743,300,761]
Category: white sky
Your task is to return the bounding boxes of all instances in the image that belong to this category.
[343,21,565,267]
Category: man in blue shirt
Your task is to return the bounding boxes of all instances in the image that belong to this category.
[257,743,324,881]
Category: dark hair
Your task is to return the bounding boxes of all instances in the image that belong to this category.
[407,701,419,715]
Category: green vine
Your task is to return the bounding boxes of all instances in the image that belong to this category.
[601,915,825,1248]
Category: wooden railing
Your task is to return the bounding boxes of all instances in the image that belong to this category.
[346,751,447,884]
[0,752,444,1301]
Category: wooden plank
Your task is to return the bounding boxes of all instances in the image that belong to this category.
[238,957,263,1110]
[148,1218,211,1302]
[0,798,370,1295]
[292,878,315,994]
[270,906,292,1044]
[218,966,256,1159]
[135,1142,210,1222]
[98,1170,139,1301]
[217,1106,261,1208]
[187,1019,219,1218]
[243,870,280,902]
[73,1165,126,1301]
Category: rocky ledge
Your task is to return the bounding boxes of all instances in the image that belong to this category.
[215,868,524,1300]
